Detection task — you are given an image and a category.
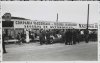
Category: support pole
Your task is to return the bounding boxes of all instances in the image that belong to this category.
[87,4,89,30]
[56,13,58,29]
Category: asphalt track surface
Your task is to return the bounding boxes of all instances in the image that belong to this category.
[3,41,97,61]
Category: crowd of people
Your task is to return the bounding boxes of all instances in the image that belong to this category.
[2,29,97,53]
[14,29,96,45]
[7,29,97,45]
[38,29,91,45]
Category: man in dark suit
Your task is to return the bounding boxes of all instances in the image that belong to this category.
[21,33,26,43]
[2,33,7,53]
[76,30,80,44]
[65,30,68,45]
[39,30,45,45]
[84,29,89,43]
[65,29,72,45]
[17,33,22,45]
[45,30,51,44]
[72,29,77,45]
[69,29,73,45]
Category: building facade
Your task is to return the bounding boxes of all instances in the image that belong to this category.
[1,0,100,1]
[2,13,98,40]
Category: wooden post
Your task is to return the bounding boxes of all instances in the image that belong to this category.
[87,4,89,30]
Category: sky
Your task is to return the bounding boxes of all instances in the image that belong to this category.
[1,2,99,24]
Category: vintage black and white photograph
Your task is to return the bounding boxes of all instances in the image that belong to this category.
[0,0,100,1]
[1,2,99,61]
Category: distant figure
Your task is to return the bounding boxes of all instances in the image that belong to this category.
[21,33,26,43]
[39,30,45,45]
[69,30,73,45]
[84,29,89,43]
[17,33,22,45]
[26,30,30,43]
[31,32,35,42]
[61,30,66,43]
[45,30,51,44]
[65,29,72,45]
[76,30,80,43]
[72,29,77,45]
[2,33,7,53]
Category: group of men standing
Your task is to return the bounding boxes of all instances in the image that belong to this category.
[64,29,89,45]
[65,29,80,45]
[39,30,51,45]
[2,29,90,53]
[39,29,89,45]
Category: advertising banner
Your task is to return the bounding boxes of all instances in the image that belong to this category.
[14,20,97,29]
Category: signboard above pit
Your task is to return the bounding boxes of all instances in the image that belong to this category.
[14,20,97,29]
[79,24,98,29]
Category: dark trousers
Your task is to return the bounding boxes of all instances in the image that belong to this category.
[85,35,89,43]
[40,41,43,45]
[2,42,6,53]
[40,38,45,45]
[65,38,72,45]
[62,36,65,43]
[16,39,22,45]
[46,38,50,44]
[40,39,43,45]
[85,37,89,43]
[73,37,76,44]
[76,38,80,43]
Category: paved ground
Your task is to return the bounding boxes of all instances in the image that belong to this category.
[3,41,97,61]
